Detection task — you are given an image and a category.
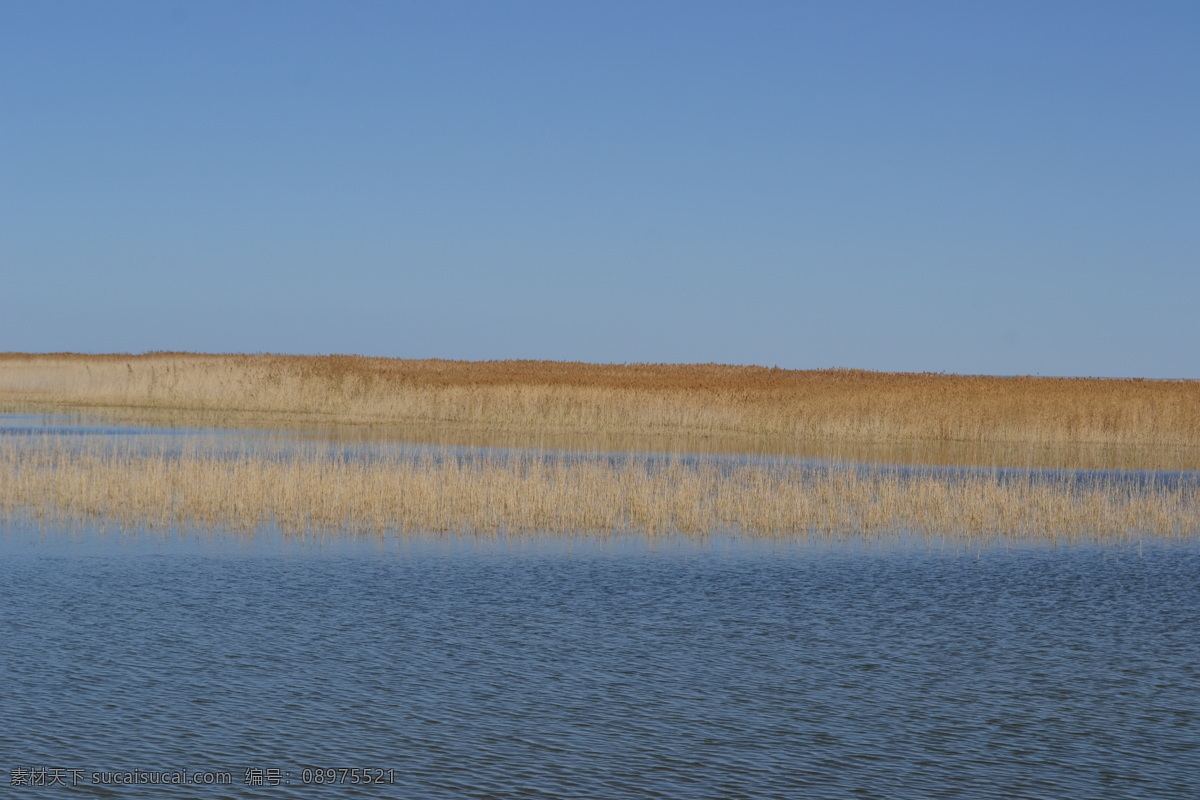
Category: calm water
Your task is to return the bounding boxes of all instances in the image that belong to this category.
[5,414,1199,495]
[6,411,1200,473]
[2,526,1197,798]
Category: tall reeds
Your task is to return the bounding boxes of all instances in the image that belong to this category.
[2,436,1195,540]
[3,353,1197,449]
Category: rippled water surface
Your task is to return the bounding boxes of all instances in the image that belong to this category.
[2,527,1197,799]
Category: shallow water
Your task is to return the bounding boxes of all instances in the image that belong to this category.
[2,527,1197,798]
[6,409,1200,471]
[5,413,1199,493]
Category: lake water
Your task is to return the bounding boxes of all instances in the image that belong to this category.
[2,526,1197,799]
[3,413,1198,796]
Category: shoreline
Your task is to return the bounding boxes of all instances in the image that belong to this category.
[2,353,1198,458]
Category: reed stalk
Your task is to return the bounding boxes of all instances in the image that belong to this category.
[2,436,1194,541]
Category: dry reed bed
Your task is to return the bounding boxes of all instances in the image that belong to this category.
[2,437,1195,541]
[2,352,1198,449]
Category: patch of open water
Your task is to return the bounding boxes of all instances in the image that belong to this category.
[2,525,1198,799]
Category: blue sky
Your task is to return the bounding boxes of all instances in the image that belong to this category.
[2,1,1197,377]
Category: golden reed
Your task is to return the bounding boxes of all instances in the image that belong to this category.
[2,352,1198,449]
[2,437,1195,540]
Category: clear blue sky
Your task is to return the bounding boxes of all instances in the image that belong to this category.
[2,1,1197,377]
